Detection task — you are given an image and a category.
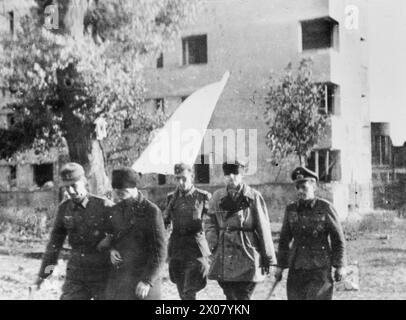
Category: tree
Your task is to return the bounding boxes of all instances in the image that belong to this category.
[0,0,199,195]
[264,58,328,173]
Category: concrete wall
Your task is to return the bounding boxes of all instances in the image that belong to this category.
[141,0,372,218]
[0,0,372,220]
[141,181,349,222]
[0,189,59,221]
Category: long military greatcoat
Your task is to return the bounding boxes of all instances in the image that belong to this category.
[205,184,276,282]
[104,193,166,300]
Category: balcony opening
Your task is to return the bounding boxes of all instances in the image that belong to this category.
[182,34,207,65]
[33,163,54,187]
[301,17,339,51]
[158,174,166,185]
[155,98,165,112]
[307,149,341,182]
[194,154,210,184]
[318,83,339,115]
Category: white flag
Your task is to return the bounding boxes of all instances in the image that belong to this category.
[132,71,230,174]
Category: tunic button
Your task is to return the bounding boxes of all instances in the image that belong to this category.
[302,246,305,249]
[81,253,85,257]
[322,246,325,249]
[302,226,306,229]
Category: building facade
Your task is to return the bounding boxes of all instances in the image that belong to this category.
[140,0,372,219]
[0,0,373,220]
[0,1,62,216]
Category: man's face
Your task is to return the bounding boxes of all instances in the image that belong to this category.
[224,173,243,188]
[296,180,316,200]
[65,179,88,202]
[113,188,137,202]
[175,170,193,191]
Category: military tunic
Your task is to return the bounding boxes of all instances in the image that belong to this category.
[164,186,211,300]
[205,184,276,300]
[104,193,166,300]
[38,194,114,300]
[277,198,346,300]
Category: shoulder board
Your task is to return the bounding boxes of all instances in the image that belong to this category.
[195,188,210,196]
[59,198,71,206]
[286,201,298,210]
[166,191,176,200]
[316,198,334,207]
[88,194,106,201]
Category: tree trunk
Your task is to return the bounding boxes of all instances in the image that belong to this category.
[46,0,111,195]
[298,154,303,166]
[63,115,111,196]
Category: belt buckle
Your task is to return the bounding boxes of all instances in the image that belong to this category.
[224,226,231,232]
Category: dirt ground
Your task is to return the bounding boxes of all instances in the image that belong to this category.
[1,214,406,300]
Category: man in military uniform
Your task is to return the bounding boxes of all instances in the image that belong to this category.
[164,163,211,300]
[104,167,167,300]
[205,160,276,300]
[34,162,114,300]
[274,166,347,300]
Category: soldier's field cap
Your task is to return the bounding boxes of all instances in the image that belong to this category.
[291,166,318,183]
[112,167,139,189]
[60,162,85,186]
[174,163,193,175]
[222,159,247,175]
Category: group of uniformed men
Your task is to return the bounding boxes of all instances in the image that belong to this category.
[34,160,346,300]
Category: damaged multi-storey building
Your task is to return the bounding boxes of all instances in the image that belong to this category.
[1,0,373,221]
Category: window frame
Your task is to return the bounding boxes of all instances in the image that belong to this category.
[156,52,164,69]
[182,34,208,66]
[194,154,210,184]
[33,163,54,188]
[317,82,339,115]
[299,17,339,52]
[307,149,341,182]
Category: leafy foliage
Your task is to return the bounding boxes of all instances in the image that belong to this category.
[0,0,199,167]
[264,58,328,166]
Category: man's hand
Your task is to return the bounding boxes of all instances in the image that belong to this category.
[135,281,151,299]
[33,276,44,290]
[274,267,283,282]
[164,217,171,230]
[260,256,271,275]
[96,235,113,252]
[110,249,123,266]
[334,267,346,282]
[261,266,270,275]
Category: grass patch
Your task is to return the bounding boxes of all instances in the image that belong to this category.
[342,211,400,240]
[0,208,53,249]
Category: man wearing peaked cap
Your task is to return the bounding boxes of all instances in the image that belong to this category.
[291,166,319,182]
[35,162,114,300]
[59,162,86,186]
[104,167,166,300]
[164,162,212,300]
[275,166,347,300]
[221,159,247,175]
